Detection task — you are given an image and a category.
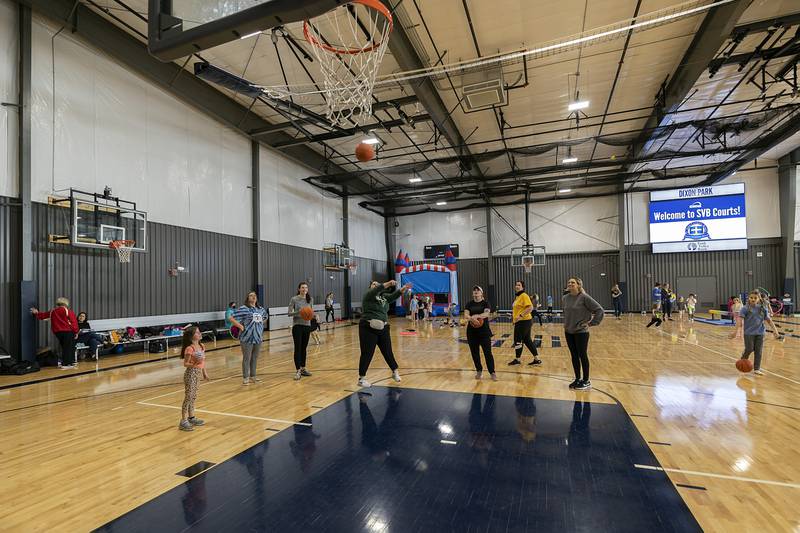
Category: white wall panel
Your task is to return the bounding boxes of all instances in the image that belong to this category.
[625,192,650,245]
[29,15,252,237]
[0,0,18,198]
[258,146,343,250]
[492,196,619,254]
[395,209,487,259]
[349,200,386,261]
[718,165,780,239]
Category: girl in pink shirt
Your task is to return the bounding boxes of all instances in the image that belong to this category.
[179,326,209,431]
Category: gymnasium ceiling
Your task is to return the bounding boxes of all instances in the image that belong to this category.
[81,0,800,216]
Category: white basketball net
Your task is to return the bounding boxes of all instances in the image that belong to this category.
[522,256,534,274]
[348,263,358,276]
[111,240,135,263]
[303,1,393,126]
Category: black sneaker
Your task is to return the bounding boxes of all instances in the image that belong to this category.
[507,359,521,366]
[568,379,581,389]
[575,380,591,390]
[528,358,543,366]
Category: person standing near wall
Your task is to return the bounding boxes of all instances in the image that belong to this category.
[31,297,79,369]
[507,280,542,367]
[687,293,697,322]
[563,277,604,390]
[530,293,544,327]
[288,282,314,381]
[546,294,554,322]
[325,292,335,323]
[662,283,673,321]
[178,326,209,432]
[652,283,662,312]
[611,284,623,319]
[230,291,268,385]
[357,280,412,387]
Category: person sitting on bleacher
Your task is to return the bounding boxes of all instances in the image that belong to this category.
[76,311,106,359]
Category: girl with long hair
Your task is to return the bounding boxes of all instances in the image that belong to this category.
[288,282,314,380]
[179,326,209,431]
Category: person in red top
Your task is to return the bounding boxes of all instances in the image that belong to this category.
[179,326,210,432]
[31,297,79,369]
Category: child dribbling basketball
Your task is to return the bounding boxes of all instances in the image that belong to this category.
[735,290,780,375]
[179,326,210,431]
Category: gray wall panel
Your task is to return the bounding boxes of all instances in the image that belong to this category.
[0,199,21,352]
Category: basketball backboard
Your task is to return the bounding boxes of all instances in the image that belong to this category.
[148,0,342,61]
[323,243,354,271]
[49,189,147,253]
[511,245,546,269]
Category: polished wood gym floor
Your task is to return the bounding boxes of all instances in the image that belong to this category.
[2,315,799,532]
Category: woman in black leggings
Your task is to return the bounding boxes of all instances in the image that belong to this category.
[562,277,604,390]
[508,280,542,366]
[464,286,496,380]
[288,282,313,381]
[530,293,544,326]
[357,280,412,387]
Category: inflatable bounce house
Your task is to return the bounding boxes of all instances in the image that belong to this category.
[394,248,459,317]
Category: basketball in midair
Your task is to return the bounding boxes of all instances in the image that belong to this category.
[355,142,375,162]
[735,358,753,373]
[300,306,315,321]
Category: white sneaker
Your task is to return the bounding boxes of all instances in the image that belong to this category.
[357,377,371,388]
[243,379,251,385]
[754,369,764,376]
[60,364,76,370]
[392,370,401,382]
[475,371,483,380]
[294,370,302,381]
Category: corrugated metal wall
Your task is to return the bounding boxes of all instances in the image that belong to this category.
[626,240,781,312]
[493,252,619,309]
[0,199,21,352]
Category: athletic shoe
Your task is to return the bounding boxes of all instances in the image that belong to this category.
[528,358,542,366]
[507,359,521,366]
[188,417,205,426]
[575,380,592,390]
[251,377,263,383]
[242,379,251,385]
[60,364,76,370]
[300,368,312,377]
[357,377,371,388]
[392,370,402,382]
[490,373,498,381]
[568,379,581,389]
[754,369,764,376]
[178,420,194,432]
[294,370,302,381]
[475,371,483,380]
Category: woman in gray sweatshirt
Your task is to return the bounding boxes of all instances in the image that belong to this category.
[563,277,604,390]
[288,282,314,381]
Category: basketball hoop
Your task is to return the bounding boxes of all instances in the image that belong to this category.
[109,240,135,263]
[348,263,358,276]
[303,0,393,126]
[522,256,534,274]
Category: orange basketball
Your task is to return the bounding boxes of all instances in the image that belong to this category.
[355,142,375,162]
[470,317,485,328]
[300,307,314,321]
[735,359,753,373]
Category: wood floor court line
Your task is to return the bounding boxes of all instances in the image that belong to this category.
[634,464,800,490]
[136,401,313,426]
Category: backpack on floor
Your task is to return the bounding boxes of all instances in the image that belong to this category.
[36,349,59,367]
[12,360,40,375]
[0,357,16,375]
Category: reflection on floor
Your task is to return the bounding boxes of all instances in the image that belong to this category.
[99,387,700,532]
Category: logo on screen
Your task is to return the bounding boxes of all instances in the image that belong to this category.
[683,221,709,240]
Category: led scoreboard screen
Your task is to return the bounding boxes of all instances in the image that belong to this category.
[649,183,746,253]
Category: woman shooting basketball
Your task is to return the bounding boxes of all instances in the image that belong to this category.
[357,280,412,387]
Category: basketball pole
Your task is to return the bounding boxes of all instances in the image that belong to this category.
[342,192,351,320]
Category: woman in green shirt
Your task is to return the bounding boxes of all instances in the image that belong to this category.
[357,280,412,387]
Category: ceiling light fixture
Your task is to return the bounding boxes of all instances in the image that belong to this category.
[362,137,381,145]
[240,31,261,40]
[568,100,589,111]
[409,177,422,183]
[559,188,572,193]
[562,157,578,163]
[436,201,447,206]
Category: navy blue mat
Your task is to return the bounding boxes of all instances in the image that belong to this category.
[99,387,700,532]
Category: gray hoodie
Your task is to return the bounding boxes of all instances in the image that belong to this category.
[562,291,604,334]
[288,295,313,326]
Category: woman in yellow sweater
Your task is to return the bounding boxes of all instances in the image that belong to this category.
[508,280,542,366]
